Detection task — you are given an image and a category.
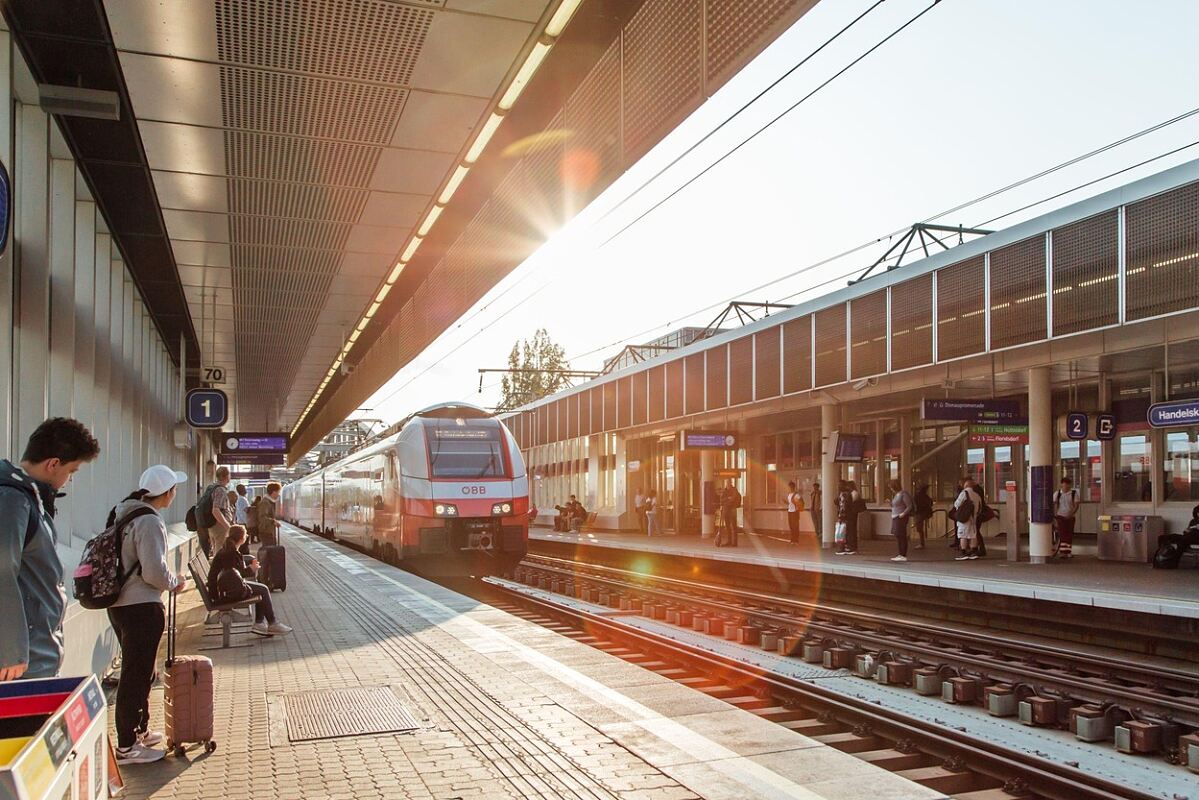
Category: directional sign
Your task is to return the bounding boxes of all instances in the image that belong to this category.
[1147,398,1199,428]
[1096,413,1116,441]
[922,398,1023,424]
[680,431,738,450]
[1065,412,1088,440]
[186,388,228,428]
[220,432,289,454]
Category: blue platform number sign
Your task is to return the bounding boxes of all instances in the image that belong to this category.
[186,388,228,428]
[1095,413,1116,441]
[1065,412,1088,441]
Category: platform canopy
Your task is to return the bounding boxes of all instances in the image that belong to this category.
[5,0,821,460]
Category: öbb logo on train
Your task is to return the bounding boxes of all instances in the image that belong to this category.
[461,485,487,495]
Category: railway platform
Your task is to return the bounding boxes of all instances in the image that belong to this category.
[529,529,1199,620]
[115,524,945,800]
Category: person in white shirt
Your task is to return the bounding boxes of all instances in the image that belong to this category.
[953,478,983,561]
[785,481,803,544]
[1053,477,1080,559]
[634,488,647,534]
[234,483,250,527]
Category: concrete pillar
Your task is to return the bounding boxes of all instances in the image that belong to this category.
[701,449,714,538]
[1029,366,1053,563]
[821,403,838,548]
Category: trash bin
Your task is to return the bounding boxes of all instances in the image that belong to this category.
[1097,514,1163,562]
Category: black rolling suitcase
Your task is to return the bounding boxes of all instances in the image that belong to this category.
[258,545,287,591]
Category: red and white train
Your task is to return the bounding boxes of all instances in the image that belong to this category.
[280,402,529,576]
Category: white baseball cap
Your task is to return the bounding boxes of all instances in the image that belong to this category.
[139,465,188,497]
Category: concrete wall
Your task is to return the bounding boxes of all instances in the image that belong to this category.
[0,31,196,677]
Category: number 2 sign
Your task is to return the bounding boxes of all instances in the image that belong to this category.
[1065,411,1088,440]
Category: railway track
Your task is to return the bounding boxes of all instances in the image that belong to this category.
[513,555,1199,733]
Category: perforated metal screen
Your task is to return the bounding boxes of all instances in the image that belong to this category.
[1051,210,1119,336]
[813,305,847,387]
[937,256,985,360]
[850,290,887,379]
[754,327,780,399]
[889,273,932,370]
[705,0,810,90]
[648,366,665,423]
[990,235,1047,349]
[564,38,622,205]
[665,360,684,419]
[580,389,592,436]
[633,371,649,425]
[1126,182,1199,321]
[587,388,600,435]
[782,316,811,394]
[622,0,703,162]
[684,353,705,415]
[729,335,753,406]
[565,394,578,440]
[706,344,728,410]
[617,377,632,428]
[602,382,616,432]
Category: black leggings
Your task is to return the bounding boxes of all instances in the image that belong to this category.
[892,515,909,557]
[245,581,276,624]
[107,603,165,749]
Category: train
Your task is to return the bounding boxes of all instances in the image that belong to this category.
[280,402,530,576]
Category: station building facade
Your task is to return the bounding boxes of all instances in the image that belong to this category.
[504,160,1199,551]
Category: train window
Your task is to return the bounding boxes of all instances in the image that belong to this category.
[425,423,507,478]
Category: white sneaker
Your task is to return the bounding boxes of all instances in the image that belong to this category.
[891,555,907,562]
[954,553,971,561]
[138,729,164,747]
[251,621,272,637]
[115,742,165,765]
[843,550,856,555]
[266,622,293,636]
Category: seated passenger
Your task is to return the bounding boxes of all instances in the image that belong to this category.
[207,525,292,637]
[566,496,587,532]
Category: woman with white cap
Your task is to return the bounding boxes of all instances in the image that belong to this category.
[107,464,189,765]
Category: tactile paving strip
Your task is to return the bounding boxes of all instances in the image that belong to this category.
[282,686,418,742]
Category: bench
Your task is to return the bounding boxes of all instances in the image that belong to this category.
[187,554,260,650]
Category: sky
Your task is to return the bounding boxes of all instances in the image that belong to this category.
[352,0,1199,427]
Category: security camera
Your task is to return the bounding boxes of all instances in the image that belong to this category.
[851,377,877,391]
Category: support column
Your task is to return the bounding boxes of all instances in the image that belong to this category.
[701,449,714,538]
[1029,367,1053,563]
[821,403,838,548]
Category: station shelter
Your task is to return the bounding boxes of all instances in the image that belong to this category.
[506,159,1199,560]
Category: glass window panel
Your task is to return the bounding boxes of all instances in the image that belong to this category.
[1115,434,1153,502]
[1164,428,1199,503]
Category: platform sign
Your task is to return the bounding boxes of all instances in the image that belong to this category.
[968,424,1028,445]
[680,431,738,450]
[223,453,286,466]
[922,398,1023,424]
[220,432,289,454]
[713,468,743,479]
[1096,413,1116,441]
[1147,398,1199,428]
[185,388,228,428]
[1065,412,1088,440]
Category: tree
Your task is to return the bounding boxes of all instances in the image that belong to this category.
[498,329,571,411]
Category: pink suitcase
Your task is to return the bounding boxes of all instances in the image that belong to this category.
[163,590,217,756]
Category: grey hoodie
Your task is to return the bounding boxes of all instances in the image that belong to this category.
[0,459,66,679]
[110,498,179,607]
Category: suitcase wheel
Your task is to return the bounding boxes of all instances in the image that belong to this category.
[205,740,217,754]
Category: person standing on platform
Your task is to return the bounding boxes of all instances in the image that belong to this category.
[912,484,933,550]
[645,490,659,536]
[257,482,282,546]
[834,481,851,554]
[634,488,647,534]
[810,482,822,541]
[844,480,863,555]
[721,480,741,547]
[234,483,250,531]
[107,465,190,764]
[1053,477,1080,559]
[889,479,914,562]
[785,481,803,543]
[196,466,232,557]
[0,418,100,682]
[953,477,983,560]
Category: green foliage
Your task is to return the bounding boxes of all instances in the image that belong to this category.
[498,329,570,411]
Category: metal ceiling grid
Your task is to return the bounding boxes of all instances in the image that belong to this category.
[988,234,1048,350]
[1125,181,1199,321]
[1050,210,1119,336]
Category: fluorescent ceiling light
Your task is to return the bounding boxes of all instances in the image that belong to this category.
[438,166,470,205]
[356,317,370,333]
[466,113,505,163]
[401,236,423,263]
[499,40,552,111]
[347,330,360,344]
[417,205,443,237]
[545,0,583,37]
[386,262,405,285]
[374,283,392,304]
[365,301,381,318]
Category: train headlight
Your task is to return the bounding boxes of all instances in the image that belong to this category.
[491,502,513,516]
[434,503,459,517]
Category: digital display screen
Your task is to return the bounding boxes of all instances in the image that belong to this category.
[433,428,496,440]
[681,431,737,450]
[831,432,868,462]
[222,433,289,453]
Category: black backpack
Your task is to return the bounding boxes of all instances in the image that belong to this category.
[185,505,198,532]
[956,492,975,524]
[73,507,156,609]
[196,483,222,528]
[1153,536,1184,570]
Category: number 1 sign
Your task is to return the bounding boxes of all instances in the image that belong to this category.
[186,388,229,428]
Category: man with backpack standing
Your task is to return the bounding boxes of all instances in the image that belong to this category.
[0,418,101,681]
[954,477,983,561]
[1053,476,1080,559]
[195,466,232,557]
[720,480,741,547]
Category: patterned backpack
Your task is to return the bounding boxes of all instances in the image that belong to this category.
[73,507,156,609]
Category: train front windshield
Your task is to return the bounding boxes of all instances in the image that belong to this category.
[425,421,507,479]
